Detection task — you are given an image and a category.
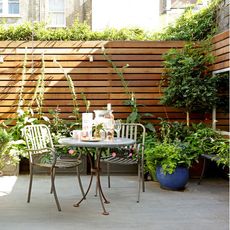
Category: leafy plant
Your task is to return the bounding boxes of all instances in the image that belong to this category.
[153,0,220,41]
[184,126,230,167]
[158,119,190,143]
[0,127,25,171]
[144,132,157,180]
[146,141,196,175]
[211,139,230,167]
[161,40,218,126]
[92,123,104,138]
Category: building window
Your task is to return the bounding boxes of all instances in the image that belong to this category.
[8,0,19,14]
[48,0,66,27]
[0,1,3,14]
[0,0,19,16]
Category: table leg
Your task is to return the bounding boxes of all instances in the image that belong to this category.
[73,148,110,215]
[73,166,94,207]
[96,150,110,204]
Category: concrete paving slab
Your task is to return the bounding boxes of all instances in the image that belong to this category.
[0,175,229,230]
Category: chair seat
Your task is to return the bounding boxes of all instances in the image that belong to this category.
[101,156,137,165]
[35,159,82,169]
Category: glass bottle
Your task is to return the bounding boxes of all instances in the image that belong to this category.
[104,103,114,140]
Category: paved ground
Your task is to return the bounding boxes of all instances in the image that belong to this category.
[0,174,229,230]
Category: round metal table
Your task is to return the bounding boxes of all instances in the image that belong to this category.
[58,137,135,215]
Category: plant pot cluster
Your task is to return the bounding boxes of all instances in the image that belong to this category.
[145,40,229,191]
[145,121,229,191]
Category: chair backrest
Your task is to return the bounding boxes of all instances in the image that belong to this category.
[22,124,54,151]
[118,123,145,147]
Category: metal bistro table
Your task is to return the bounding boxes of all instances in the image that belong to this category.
[58,137,135,215]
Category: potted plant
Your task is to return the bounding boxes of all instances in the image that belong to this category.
[0,127,25,176]
[145,120,201,190]
[146,140,198,190]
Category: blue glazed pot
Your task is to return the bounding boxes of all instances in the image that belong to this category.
[156,166,189,190]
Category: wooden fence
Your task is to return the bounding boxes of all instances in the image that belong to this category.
[0,30,229,131]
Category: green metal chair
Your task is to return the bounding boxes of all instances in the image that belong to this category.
[101,123,146,202]
[22,124,84,211]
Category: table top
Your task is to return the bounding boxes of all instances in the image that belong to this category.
[58,137,135,148]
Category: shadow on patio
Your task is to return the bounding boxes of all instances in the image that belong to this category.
[0,175,228,230]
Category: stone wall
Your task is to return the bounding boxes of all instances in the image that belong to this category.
[216,0,230,33]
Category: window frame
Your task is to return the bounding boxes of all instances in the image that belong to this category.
[0,0,20,17]
[48,0,66,28]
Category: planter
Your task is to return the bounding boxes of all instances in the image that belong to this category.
[156,166,189,190]
[1,163,19,176]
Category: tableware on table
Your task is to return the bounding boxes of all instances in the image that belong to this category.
[81,137,101,142]
[103,121,113,141]
[114,119,121,137]
[70,130,82,140]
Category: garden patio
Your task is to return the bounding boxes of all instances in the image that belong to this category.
[0,1,229,229]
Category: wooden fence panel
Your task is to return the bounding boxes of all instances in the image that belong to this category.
[0,31,229,131]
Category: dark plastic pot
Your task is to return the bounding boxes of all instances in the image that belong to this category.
[156,166,189,190]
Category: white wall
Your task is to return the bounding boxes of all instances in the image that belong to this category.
[92,0,160,31]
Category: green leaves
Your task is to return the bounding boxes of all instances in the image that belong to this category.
[161,41,218,125]
[146,142,190,175]
[154,0,220,41]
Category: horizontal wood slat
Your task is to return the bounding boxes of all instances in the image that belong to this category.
[212,30,230,73]
[0,32,229,131]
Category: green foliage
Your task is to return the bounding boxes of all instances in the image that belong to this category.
[212,139,230,167]
[161,40,218,125]
[0,0,221,42]
[146,141,194,175]
[144,132,157,180]
[0,127,25,170]
[0,22,33,40]
[69,20,94,41]
[145,120,230,177]
[92,27,147,41]
[0,128,10,148]
[158,119,190,142]
[43,108,79,156]
[184,126,230,167]
[7,109,38,141]
[46,108,77,137]
[0,20,150,41]
[153,0,220,41]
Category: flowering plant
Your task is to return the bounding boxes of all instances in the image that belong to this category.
[67,148,79,157]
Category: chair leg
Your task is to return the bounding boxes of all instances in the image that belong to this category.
[50,168,56,194]
[107,163,111,188]
[27,164,33,203]
[137,164,141,203]
[198,157,206,185]
[141,158,145,192]
[76,167,85,198]
[50,168,61,211]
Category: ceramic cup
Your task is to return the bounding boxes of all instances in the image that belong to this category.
[70,130,82,140]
